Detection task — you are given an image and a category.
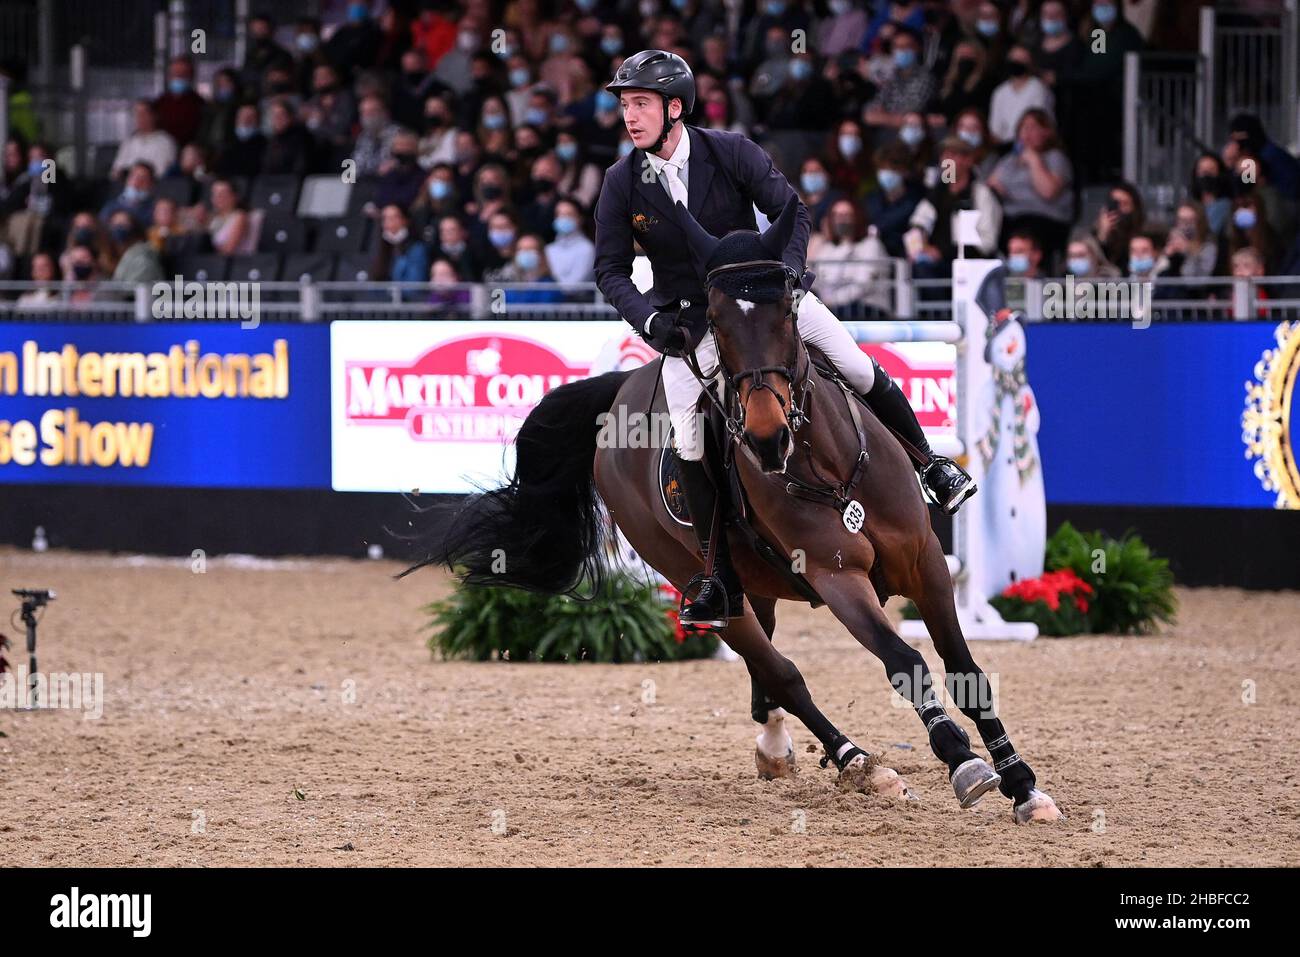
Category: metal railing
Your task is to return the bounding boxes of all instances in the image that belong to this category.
[3,272,1298,323]
[1203,1,1300,152]
[1123,51,1214,223]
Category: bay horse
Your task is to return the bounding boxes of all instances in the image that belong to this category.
[411,195,1062,824]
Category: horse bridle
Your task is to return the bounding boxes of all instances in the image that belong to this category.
[685,259,813,443]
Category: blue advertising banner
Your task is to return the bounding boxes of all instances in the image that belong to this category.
[1026,321,1292,509]
[0,322,330,488]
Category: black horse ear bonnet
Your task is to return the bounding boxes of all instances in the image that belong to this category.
[704,229,790,304]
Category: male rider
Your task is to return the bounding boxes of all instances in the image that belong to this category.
[594,50,975,630]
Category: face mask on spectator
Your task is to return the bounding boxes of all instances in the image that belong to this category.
[1067,256,1092,275]
[705,101,727,122]
[510,68,531,88]
[123,185,149,203]
[483,112,507,130]
[877,168,903,192]
[618,140,634,157]
[425,112,446,131]
[1093,3,1116,25]
[27,159,44,177]
[833,220,854,240]
[549,34,570,55]
[899,123,924,147]
[976,19,999,37]
[893,48,917,69]
[530,176,556,194]
[442,240,465,257]
[296,34,319,53]
[524,107,548,126]
[489,228,515,249]
[73,226,96,246]
[800,171,827,194]
[596,90,618,112]
[789,59,812,81]
[1233,207,1258,230]
[392,151,417,167]
[515,248,540,271]
[1007,253,1031,274]
[601,36,623,56]
[639,0,658,18]
[1129,254,1154,274]
[215,87,235,103]
[110,224,131,244]
[362,114,386,134]
[1007,61,1029,78]
[829,0,851,15]
[670,0,689,10]
[1041,17,1066,36]
[556,142,578,162]
[458,32,479,53]
[481,183,504,201]
[957,128,983,148]
[347,3,368,23]
[73,263,93,280]
[235,125,258,141]
[428,179,451,201]
[383,226,409,245]
[838,134,861,158]
[764,0,786,16]
[553,215,577,235]
[577,0,599,10]
[168,78,191,95]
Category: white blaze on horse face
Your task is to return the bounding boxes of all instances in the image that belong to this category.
[735,298,756,315]
[756,707,793,759]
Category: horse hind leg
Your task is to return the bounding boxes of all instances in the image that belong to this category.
[907,534,1064,823]
[724,606,905,797]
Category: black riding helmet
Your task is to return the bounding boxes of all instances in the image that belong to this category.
[605,49,696,154]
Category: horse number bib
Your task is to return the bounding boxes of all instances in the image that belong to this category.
[842,500,865,533]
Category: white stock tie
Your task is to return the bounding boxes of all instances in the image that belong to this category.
[661,159,688,208]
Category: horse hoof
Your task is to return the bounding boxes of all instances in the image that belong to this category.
[755,746,797,780]
[1013,788,1064,824]
[837,754,914,800]
[951,757,1001,809]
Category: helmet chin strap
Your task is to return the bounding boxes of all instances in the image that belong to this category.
[647,95,679,155]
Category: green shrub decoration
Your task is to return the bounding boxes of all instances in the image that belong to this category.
[424,573,718,662]
[1041,521,1177,634]
[901,522,1177,636]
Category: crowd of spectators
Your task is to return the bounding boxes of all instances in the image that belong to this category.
[1,0,1298,314]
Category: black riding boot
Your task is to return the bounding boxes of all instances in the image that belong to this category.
[676,456,745,629]
[862,362,977,514]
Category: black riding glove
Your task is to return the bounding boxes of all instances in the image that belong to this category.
[641,311,689,357]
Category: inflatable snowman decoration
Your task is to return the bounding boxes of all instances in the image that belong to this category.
[972,269,1046,591]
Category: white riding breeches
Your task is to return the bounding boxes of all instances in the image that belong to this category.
[660,291,877,461]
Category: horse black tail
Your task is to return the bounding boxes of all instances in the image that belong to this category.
[402,370,632,596]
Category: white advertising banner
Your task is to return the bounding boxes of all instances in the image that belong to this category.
[330,320,956,494]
